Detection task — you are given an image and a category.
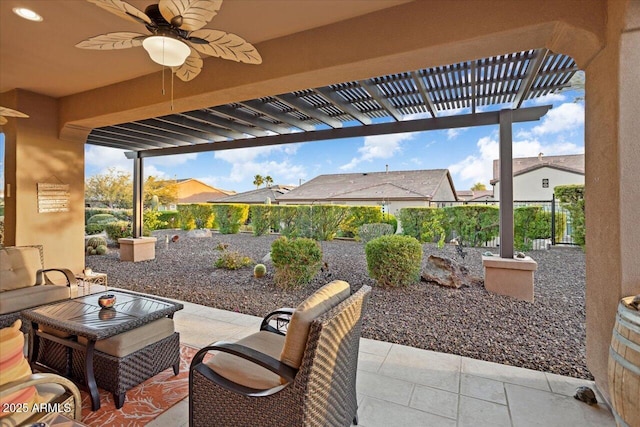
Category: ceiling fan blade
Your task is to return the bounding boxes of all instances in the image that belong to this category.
[87,0,152,25]
[159,0,222,31]
[173,48,204,82]
[0,106,29,118]
[76,32,146,50]
[189,29,262,64]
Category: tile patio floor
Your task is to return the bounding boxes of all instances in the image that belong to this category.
[146,298,615,427]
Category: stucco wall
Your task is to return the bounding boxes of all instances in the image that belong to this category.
[493,168,584,201]
[2,89,85,272]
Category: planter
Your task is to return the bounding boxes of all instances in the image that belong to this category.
[482,255,537,302]
[118,237,157,262]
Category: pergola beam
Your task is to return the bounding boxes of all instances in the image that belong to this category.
[512,49,549,109]
[126,106,551,159]
[359,79,403,121]
[313,87,372,125]
[274,93,343,128]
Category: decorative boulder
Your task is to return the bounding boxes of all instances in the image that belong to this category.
[187,229,212,238]
[421,255,483,289]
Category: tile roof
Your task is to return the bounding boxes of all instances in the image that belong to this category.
[212,185,296,204]
[492,154,584,183]
[277,169,453,202]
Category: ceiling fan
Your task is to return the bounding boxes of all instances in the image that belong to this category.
[0,106,29,125]
[76,0,262,82]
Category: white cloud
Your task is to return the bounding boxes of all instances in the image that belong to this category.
[339,133,412,170]
[448,134,583,190]
[530,93,567,105]
[85,146,131,174]
[447,128,468,140]
[147,153,198,167]
[530,102,584,136]
[213,144,307,186]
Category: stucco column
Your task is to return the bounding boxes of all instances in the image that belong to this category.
[1,89,85,273]
[584,0,640,402]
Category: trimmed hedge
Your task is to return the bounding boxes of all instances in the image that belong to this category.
[398,207,446,246]
[514,206,566,250]
[555,185,585,247]
[177,204,215,230]
[358,223,394,243]
[271,237,322,289]
[443,205,499,247]
[213,204,249,234]
[365,235,423,287]
[249,205,271,236]
[340,206,384,238]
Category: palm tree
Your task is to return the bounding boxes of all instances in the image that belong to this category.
[264,175,273,187]
[253,174,264,189]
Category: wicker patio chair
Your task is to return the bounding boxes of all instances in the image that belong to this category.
[0,373,82,426]
[189,282,371,427]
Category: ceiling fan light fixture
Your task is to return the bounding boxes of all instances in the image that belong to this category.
[142,36,190,67]
[13,7,43,22]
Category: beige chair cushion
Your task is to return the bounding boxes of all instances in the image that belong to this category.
[78,317,174,358]
[280,280,350,369]
[206,331,286,390]
[0,247,41,292]
[0,285,71,315]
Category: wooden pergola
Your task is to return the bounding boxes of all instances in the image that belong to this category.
[85,48,579,259]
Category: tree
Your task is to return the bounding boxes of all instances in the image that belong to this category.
[253,174,264,188]
[471,182,487,191]
[264,175,273,187]
[85,168,132,208]
[144,176,178,209]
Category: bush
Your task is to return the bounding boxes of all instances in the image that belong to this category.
[444,205,499,247]
[213,204,249,234]
[157,211,179,229]
[271,237,323,289]
[249,205,272,236]
[271,205,301,237]
[177,204,215,230]
[214,251,253,270]
[341,206,384,237]
[365,235,423,287]
[513,206,566,250]
[358,223,394,243]
[104,221,133,241]
[87,213,117,224]
[302,205,351,241]
[555,185,585,247]
[85,223,105,235]
[398,207,446,246]
[382,213,398,233]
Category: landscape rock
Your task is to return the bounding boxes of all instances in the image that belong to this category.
[187,229,212,238]
[421,255,483,289]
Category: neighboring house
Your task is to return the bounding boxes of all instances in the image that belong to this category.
[491,154,584,201]
[163,178,235,210]
[277,169,457,216]
[456,190,495,203]
[211,185,296,204]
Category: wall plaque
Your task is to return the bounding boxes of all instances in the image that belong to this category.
[37,183,70,213]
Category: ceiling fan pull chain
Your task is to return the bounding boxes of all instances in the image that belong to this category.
[171,70,175,111]
[162,64,166,96]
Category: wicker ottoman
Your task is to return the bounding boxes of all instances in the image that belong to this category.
[36,319,180,409]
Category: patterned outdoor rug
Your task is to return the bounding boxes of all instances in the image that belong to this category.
[80,344,201,426]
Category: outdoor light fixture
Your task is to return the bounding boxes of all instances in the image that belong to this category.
[12,7,43,22]
[142,36,191,67]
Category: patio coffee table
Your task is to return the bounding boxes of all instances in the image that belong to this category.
[22,290,183,411]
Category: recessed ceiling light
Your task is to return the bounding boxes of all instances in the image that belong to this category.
[13,7,43,22]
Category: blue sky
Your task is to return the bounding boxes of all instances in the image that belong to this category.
[1,90,584,195]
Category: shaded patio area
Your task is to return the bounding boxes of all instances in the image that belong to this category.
[146,293,614,427]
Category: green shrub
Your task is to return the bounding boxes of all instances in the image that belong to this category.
[555,185,585,247]
[85,208,131,223]
[271,237,322,289]
[398,207,446,246]
[157,211,179,229]
[358,223,394,243]
[383,213,398,233]
[341,206,384,237]
[271,205,301,237]
[249,205,272,236]
[513,206,566,250]
[177,204,215,230]
[213,204,249,234]
[95,245,108,255]
[104,221,133,241]
[85,223,105,235]
[365,235,423,287]
[301,205,351,241]
[443,205,499,247]
[143,210,167,231]
[87,236,107,248]
[87,213,117,224]
[214,251,253,270]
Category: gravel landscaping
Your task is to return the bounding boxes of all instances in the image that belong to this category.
[86,230,590,380]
